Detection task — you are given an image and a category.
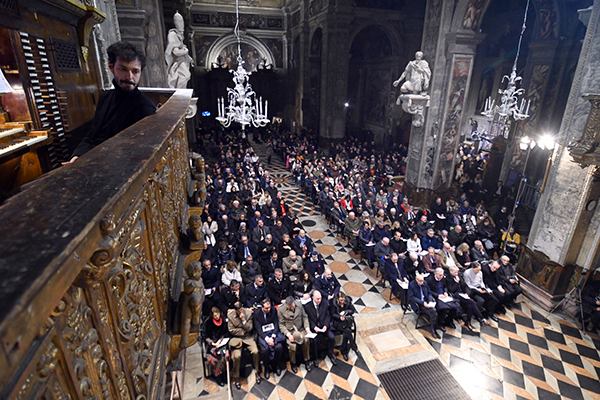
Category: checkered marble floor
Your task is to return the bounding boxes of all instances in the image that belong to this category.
[194,139,600,400]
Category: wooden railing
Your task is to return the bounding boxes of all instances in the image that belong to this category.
[0,88,194,400]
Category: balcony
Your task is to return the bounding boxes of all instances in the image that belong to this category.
[0,88,194,399]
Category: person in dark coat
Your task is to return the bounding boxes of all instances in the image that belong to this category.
[246,275,269,308]
[408,275,440,339]
[221,279,248,313]
[329,293,360,361]
[293,270,314,299]
[201,259,222,316]
[305,251,326,277]
[68,41,156,161]
[315,267,341,301]
[444,266,490,330]
[254,299,285,379]
[304,290,337,366]
[426,268,462,329]
[267,268,292,306]
[203,307,229,386]
[236,235,258,263]
[385,253,409,309]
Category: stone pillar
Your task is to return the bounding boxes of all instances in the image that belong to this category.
[117,0,167,87]
[92,0,121,89]
[403,0,484,202]
[498,38,581,183]
[403,0,449,194]
[318,9,352,144]
[519,1,600,309]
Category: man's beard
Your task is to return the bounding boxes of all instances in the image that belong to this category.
[119,79,137,91]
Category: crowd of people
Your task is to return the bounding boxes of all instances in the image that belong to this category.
[266,127,526,340]
[193,126,360,389]
[192,121,586,388]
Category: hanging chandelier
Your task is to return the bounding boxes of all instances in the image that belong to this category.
[482,0,531,137]
[216,0,269,130]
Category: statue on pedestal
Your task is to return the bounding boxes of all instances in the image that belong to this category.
[165,11,194,89]
[393,51,431,95]
[393,51,431,127]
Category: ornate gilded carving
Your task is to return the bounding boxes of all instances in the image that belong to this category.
[568,94,600,167]
[37,342,58,377]
[92,283,131,400]
[108,218,161,399]
[63,287,116,399]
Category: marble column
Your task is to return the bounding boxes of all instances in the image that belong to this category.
[403,0,484,201]
[116,0,167,87]
[519,1,600,309]
[318,10,352,145]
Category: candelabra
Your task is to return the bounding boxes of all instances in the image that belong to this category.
[216,56,269,130]
[215,0,269,130]
[482,0,531,137]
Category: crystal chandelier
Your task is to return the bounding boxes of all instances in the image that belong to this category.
[482,0,531,137]
[216,0,269,130]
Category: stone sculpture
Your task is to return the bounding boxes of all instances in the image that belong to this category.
[165,11,194,88]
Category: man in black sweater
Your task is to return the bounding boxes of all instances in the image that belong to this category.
[66,41,156,163]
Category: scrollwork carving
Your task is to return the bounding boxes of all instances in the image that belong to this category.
[37,342,58,378]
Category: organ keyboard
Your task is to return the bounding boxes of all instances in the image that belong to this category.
[0,123,51,160]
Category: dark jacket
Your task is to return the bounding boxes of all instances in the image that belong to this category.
[73,82,156,157]
[267,276,292,305]
[408,280,434,311]
[304,298,331,331]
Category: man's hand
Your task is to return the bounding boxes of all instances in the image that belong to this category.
[509,278,516,284]
[61,156,78,166]
[498,285,505,294]
[478,288,486,294]
[328,294,333,300]
[287,332,294,343]
[266,337,275,347]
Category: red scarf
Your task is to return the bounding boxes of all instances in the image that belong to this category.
[213,317,223,326]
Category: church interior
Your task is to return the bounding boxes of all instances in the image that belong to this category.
[1,0,600,399]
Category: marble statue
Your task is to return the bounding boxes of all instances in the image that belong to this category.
[180,261,204,349]
[165,11,194,88]
[393,51,431,95]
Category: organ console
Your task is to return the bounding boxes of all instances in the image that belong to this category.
[0,4,100,201]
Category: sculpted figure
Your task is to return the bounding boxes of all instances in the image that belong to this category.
[189,214,204,250]
[393,51,431,95]
[165,11,194,88]
[180,261,205,348]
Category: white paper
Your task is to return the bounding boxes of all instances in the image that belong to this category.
[458,293,470,299]
[262,323,274,332]
[305,332,317,339]
[0,71,13,94]
[216,337,230,347]
[301,298,312,305]
[440,296,454,303]
[400,281,409,290]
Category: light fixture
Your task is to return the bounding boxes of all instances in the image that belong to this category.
[482,0,531,137]
[215,0,269,130]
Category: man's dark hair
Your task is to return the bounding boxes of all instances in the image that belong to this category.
[107,41,146,70]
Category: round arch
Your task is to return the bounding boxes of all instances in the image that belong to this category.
[348,21,404,57]
[205,34,276,70]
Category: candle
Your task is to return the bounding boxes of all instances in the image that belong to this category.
[265,100,268,118]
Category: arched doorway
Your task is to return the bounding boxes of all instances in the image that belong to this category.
[346,25,400,146]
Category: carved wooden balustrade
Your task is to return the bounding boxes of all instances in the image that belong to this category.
[0,88,194,400]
